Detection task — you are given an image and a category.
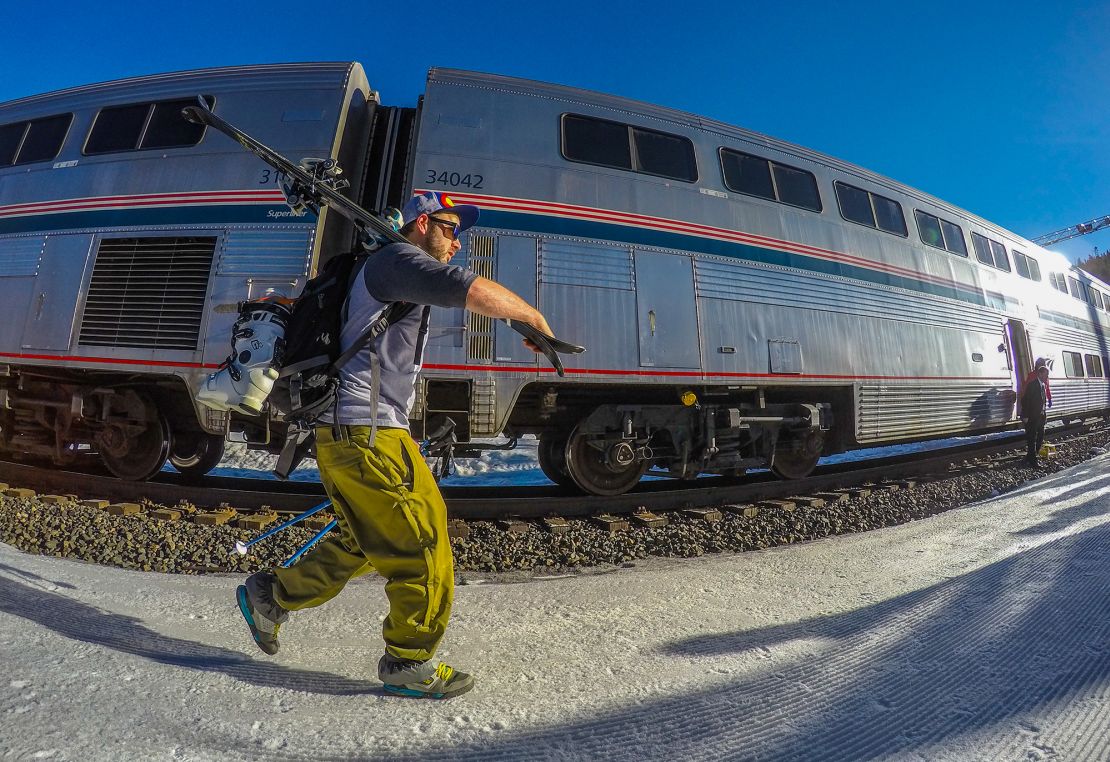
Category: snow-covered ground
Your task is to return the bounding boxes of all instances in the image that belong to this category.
[4,450,1110,760]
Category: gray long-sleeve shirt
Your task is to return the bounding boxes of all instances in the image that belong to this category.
[322,242,476,429]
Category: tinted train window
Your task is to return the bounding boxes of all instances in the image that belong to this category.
[561,114,696,182]
[562,114,631,169]
[971,232,1010,271]
[721,150,774,200]
[915,210,968,256]
[1090,355,1106,377]
[633,128,697,181]
[0,114,73,166]
[0,122,25,165]
[941,219,968,255]
[1063,351,1085,377]
[15,114,72,164]
[86,97,210,155]
[835,182,875,226]
[720,149,821,211]
[1049,273,1068,293]
[772,163,821,210]
[1012,250,1041,281]
[835,181,906,235]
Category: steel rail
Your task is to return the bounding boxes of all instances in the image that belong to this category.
[0,424,1100,520]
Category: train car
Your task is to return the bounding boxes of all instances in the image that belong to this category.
[1,62,1107,494]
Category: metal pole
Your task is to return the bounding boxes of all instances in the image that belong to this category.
[281,519,338,568]
[231,500,331,556]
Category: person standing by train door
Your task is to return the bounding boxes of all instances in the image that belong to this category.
[236,191,554,699]
[1022,364,1051,467]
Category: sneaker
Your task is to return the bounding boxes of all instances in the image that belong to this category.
[378,653,475,699]
[236,571,288,655]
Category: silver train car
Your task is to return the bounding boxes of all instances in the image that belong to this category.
[1,62,1107,494]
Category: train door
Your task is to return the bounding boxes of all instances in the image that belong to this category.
[1007,318,1033,419]
[21,234,94,351]
[634,251,700,368]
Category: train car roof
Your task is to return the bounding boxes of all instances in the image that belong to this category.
[0,62,363,115]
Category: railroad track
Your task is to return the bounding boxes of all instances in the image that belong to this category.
[0,422,1102,521]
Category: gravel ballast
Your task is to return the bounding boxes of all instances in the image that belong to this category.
[2,430,1108,578]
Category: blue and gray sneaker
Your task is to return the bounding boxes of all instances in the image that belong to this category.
[378,653,475,699]
[236,571,289,655]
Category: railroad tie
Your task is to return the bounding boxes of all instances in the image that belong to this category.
[447,519,470,540]
[80,499,109,510]
[39,495,74,505]
[237,511,278,531]
[757,499,796,513]
[194,508,237,525]
[302,513,334,532]
[591,514,629,533]
[149,508,183,522]
[789,496,826,509]
[721,504,759,518]
[681,507,722,522]
[496,518,530,535]
[105,502,142,516]
[812,491,849,503]
[541,516,570,535]
[3,488,36,499]
[631,510,668,529]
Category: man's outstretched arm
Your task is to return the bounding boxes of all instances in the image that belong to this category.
[465,276,553,351]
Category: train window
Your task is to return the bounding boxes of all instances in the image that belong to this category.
[86,104,150,154]
[916,211,944,249]
[873,195,907,236]
[1086,354,1104,377]
[561,114,696,182]
[721,150,774,200]
[915,210,968,256]
[141,98,209,149]
[1067,277,1083,300]
[772,163,821,211]
[1062,351,1085,377]
[720,149,821,211]
[632,127,697,182]
[1050,273,1068,293]
[1012,250,1041,281]
[86,97,211,155]
[14,114,72,165]
[971,233,1010,271]
[835,182,875,227]
[940,219,968,256]
[0,122,26,165]
[1089,286,1104,309]
[834,182,905,235]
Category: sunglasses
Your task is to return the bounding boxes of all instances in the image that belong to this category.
[426,215,461,240]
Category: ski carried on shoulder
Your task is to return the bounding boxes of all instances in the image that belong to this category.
[181,98,584,376]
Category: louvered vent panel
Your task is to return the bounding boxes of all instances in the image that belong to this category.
[467,234,495,362]
[217,227,315,276]
[78,236,217,350]
[0,236,46,277]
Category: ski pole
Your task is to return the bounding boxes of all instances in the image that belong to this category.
[281,519,337,568]
[232,500,331,556]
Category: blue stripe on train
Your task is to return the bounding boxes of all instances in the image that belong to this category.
[478,209,988,308]
[0,204,312,234]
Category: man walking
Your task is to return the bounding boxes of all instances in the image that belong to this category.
[1022,363,1050,468]
[236,191,553,699]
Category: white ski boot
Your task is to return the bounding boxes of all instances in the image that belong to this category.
[196,299,291,415]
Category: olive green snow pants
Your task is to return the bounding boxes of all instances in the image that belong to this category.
[272,426,454,662]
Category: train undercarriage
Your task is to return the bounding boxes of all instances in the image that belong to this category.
[0,367,224,480]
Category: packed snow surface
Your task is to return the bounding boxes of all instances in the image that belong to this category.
[3,452,1110,760]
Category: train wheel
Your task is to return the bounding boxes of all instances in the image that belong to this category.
[170,431,225,477]
[537,432,576,488]
[96,392,172,481]
[770,431,823,480]
[564,425,649,496]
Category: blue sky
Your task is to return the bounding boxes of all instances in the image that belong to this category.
[6,0,1110,263]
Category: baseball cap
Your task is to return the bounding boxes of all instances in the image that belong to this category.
[401,191,480,232]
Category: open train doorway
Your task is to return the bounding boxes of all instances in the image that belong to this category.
[1007,318,1033,419]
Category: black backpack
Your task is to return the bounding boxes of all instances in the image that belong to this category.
[270,249,415,478]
